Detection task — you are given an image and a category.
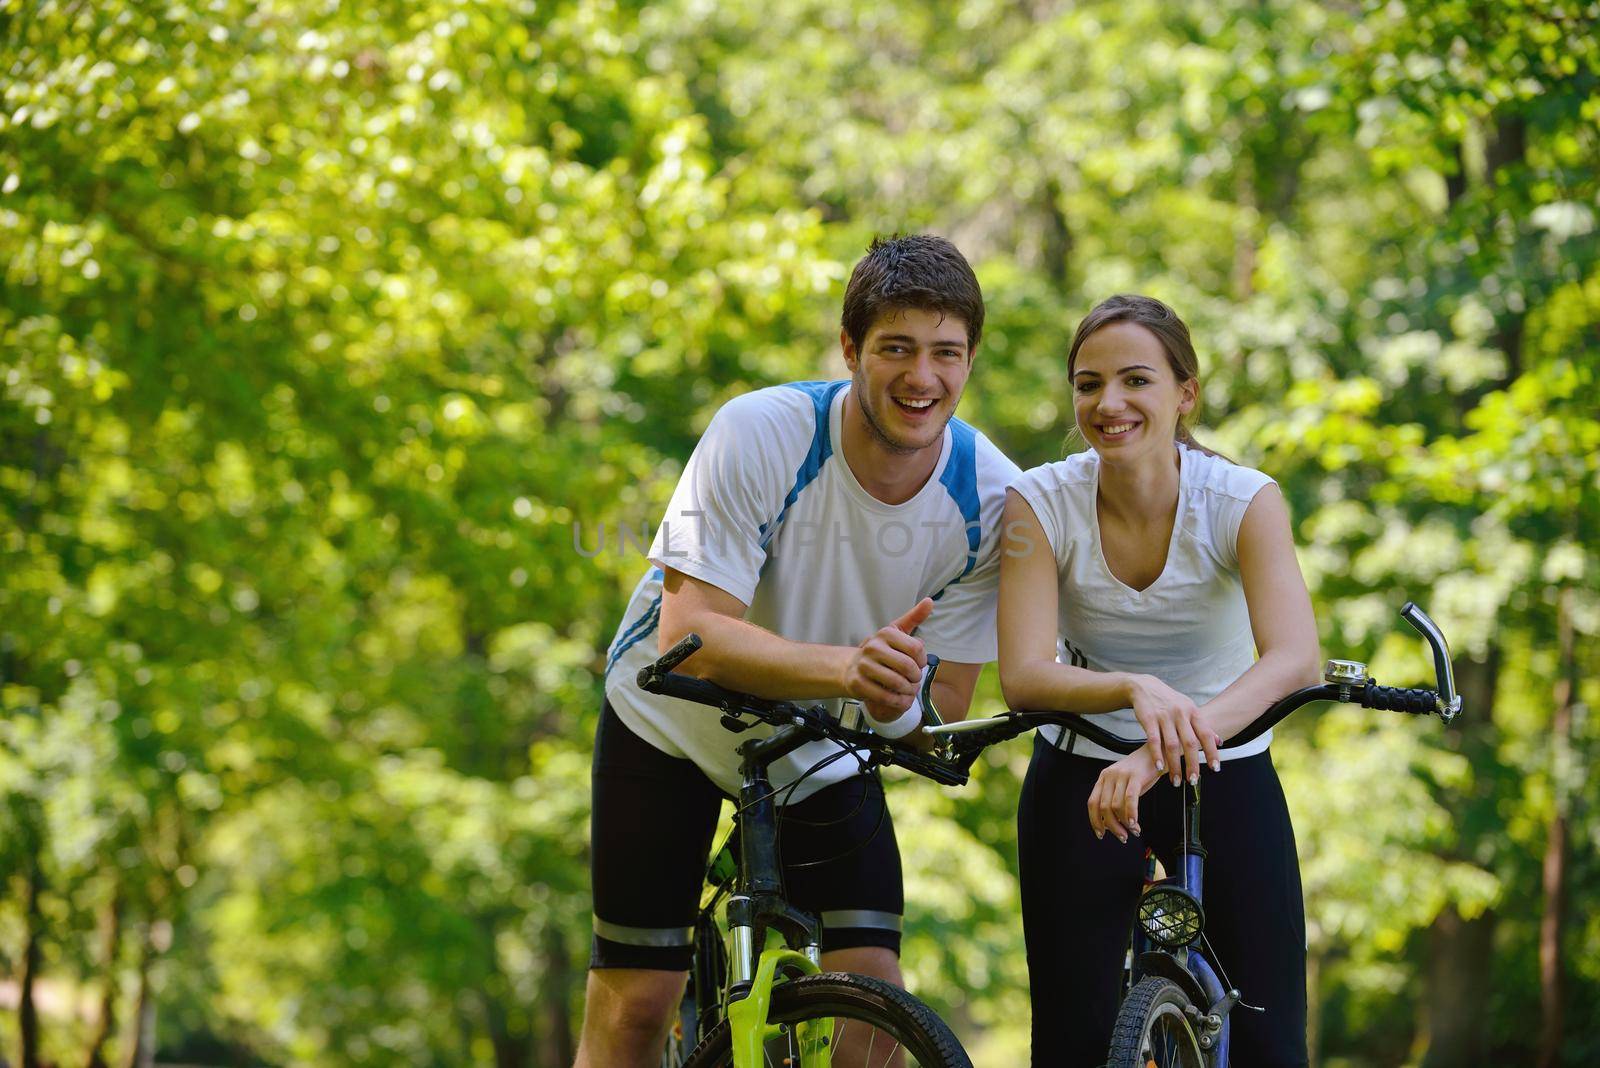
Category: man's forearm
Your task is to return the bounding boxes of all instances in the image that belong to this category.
[668,610,853,700]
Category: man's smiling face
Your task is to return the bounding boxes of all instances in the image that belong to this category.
[842,306,973,456]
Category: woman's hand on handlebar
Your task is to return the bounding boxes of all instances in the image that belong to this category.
[1126,674,1222,786]
[1088,748,1162,843]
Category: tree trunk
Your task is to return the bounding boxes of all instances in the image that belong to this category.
[1421,906,1497,1068]
[1039,176,1074,290]
[1487,111,1527,381]
[1419,650,1500,1068]
[480,988,532,1068]
[1538,806,1568,1068]
[19,858,43,1068]
[492,1031,532,1068]
[1233,165,1258,302]
[84,883,125,1068]
[1538,590,1576,1068]
[1485,114,1526,181]
[122,929,155,1068]
[1445,141,1467,206]
[535,926,575,1068]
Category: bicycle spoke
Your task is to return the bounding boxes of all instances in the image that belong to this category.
[806,1018,914,1068]
[858,1024,907,1068]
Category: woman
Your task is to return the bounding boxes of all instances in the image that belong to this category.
[999,294,1321,1066]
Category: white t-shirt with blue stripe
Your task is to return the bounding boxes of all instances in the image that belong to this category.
[1008,443,1276,761]
[604,380,1021,801]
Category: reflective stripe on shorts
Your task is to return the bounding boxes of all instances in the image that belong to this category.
[821,909,902,933]
[592,916,694,947]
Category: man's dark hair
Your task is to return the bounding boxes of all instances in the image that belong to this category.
[841,234,984,353]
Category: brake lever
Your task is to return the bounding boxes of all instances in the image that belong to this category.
[917,654,951,760]
[1399,603,1462,723]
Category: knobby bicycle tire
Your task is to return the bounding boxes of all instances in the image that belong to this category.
[1107,976,1210,1068]
[682,972,971,1068]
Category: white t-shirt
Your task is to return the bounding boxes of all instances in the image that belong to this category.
[1007,443,1275,761]
[604,380,1022,800]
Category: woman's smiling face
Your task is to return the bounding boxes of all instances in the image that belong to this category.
[1070,321,1196,460]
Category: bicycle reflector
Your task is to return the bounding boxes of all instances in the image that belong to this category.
[1138,883,1204,949]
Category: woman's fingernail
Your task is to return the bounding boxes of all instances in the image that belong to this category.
[1190,771,1199,785]
[1117,834,1128,844]
[1211,759,1221,772]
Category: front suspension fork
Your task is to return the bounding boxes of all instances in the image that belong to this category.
[725,928,828,1068]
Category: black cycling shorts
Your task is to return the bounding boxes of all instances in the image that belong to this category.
[589,700,904,970]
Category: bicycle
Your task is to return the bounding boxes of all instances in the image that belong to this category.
[636,634,976,1068]
[923,602,1463,1068]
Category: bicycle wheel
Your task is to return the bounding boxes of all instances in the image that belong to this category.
[682,972,970,1068]
[1107,976,1209,1068]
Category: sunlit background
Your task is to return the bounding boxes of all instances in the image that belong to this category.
[2,0,1597,1065]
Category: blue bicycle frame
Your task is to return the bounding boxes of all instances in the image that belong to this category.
[1125,788,1234,1064]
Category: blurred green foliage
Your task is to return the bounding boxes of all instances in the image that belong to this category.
[1,0,1596,1065]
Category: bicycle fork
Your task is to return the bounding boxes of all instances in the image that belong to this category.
[726,922,828,1067]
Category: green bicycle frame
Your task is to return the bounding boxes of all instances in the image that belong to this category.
[726,946,828,1068]
[639,644,961,1067]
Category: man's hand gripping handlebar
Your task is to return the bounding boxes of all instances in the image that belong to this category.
[636,634,970,787]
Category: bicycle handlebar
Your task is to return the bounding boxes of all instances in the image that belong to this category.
[1401,601,1461,719]
[926,603,1462,770]
[636,636,971,788]
[636,604,1461,787]
[930,680,1448,765]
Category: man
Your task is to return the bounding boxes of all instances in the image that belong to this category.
[576,234,1020,1065]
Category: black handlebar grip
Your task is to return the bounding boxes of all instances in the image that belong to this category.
[1364,685,1439,715]
[637,633,703,691]
[657,633,703,673]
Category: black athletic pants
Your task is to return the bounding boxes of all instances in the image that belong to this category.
[590,701,904,970]
[1018,736,1309,1067]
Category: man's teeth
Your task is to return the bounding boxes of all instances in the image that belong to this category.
[896,398,936,409]
[1102,422,1136,435]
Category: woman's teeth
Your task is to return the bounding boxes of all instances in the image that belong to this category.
[1101,422,1137,436]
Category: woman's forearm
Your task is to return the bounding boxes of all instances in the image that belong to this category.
[1198,648,1321,742]
[1000,657,1136,715]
